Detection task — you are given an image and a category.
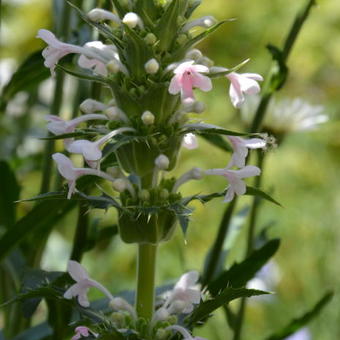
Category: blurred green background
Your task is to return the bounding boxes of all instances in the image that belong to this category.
[1,0,340,339]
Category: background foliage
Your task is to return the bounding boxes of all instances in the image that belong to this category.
[1,0,339,339]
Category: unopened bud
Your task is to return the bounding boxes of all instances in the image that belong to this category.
[144,33,157,45]
[197,56,214,68]
[106,166,122,177]
[113,179,127,192]
[107,59,121,73]
[193,101,206,113]
[160,188,169,200]
[141,110,155,125]
[185,49,202,60]
[87,8,120,23]
[144,58,159,74]
[111,312,125,325]
[80,99,106,113]
[155,329,168,340]
[155,154,169,170]
[105,107,119,120]
[122,12,143,29]
[138,189,150,201]
[176,34,188,45]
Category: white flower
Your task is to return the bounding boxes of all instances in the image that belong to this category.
[284,328,311,340]
[64,260,114,307]
[109,297,137,319]
[141,110,155,125]
[226,72,263,108]
[241,96,328,134]
[45,113,108,135]
[182,133,199,150]
[227,136,266,168]
[122,12,144,29]
[79,98,108,113]
[65,127,135,168]
[52,153,115,199]
[155,154,170,170]
[166,325,207,340]
[205,165,261,202]
[144,58,160,74]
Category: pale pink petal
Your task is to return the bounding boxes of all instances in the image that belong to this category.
[191,73,212,92]
[239,77,261,95]
[82,145,102,161]
[241,72,263,81]
[191,64,210,73]
[243,138,266,149]
[67,180,76,199]
[37,29,63,48]
[237,165,261,178]
[173,60,195,74]
[182,133,198,150]
[223,186,235,202]
[181,74,195,99]
[230,176,246,195]
[67,260,90,281]
[229,82,244,108]
[169,74,182,95]
[175,271,199,290]
[52,153,77,180]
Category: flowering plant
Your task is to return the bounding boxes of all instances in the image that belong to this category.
[0,0,333,340]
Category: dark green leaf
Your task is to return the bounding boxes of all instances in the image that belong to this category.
[182,124,248,137]
[0,50,50,112]
[186,288,269,326]
[245,186,281,206]
[56,64,109,84]
[13,322,52,340]
[200,133,232,152]
[0,161,20,229]
[265,291,333,340]
[39,130,97,140]
[266,44,288,91]
[208,239,280,295]
[110,0,126,17]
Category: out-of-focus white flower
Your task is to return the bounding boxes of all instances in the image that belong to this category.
[205,165,261,202]
[284,328,311,340]
[45,114,108,135]
[226,72,263,108]
[79,98,108,113]
[65,127,135,168]
[52,153,115,198]
[87,8,121,23]
[122,12,144,29]
[166,325,207,340]
[155,154,170,170]
[64,260,114,307]
[172,167,203,193]
[182,133,199,150]
[241,96,328,134]
[110,297,137,319]
[169,61,212,102]
[227,136,266,168]
[71,326,98,340]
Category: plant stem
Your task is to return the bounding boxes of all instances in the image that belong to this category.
[136,243,157,320]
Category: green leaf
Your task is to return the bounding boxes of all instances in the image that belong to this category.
[200,133,232,152]
[0,199,76,261]
[265,291,333,340]
[0,161,20,229]
[182,123,248,137]
[56,64,109,84]
[266,44,288,91]
[12,322,52,340]
[245,186,281,206]
[156,0,181,51]
[0,50,50,112]
[110,0,126,17]
[208,239,280,295]
[186,287,269,326]
[39,130,98,140]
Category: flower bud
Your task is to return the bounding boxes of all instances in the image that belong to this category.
[106,166,122,178]
[155,154,169,170]
[106,59,121,73]
[144,58,159,74]
[111,312,125,326]
[138,189,150,201]
[141,110,155,125]
[80,99,106,113]
[193,101,206,113]
[105,107,129,123]
[160,188,169,200]
[87,8,120,23]
[144,33,157,45]
[170,300,187,313]
[155,329,168,340]
[185,49,202,60]
[122,12,143,29]
[176,34,188,45]
[113,179,127,192]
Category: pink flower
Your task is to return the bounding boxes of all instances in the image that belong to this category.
[71,326,98,340]
[205,165,261,202]
[64,260,114,308]
[64,127,135,168]
[45,113,108,135]
[227,136,266,168]
[52,153,115,199]
[226,72,263,108]
[169,61,212,102]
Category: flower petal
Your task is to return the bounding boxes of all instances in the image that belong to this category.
[67,260,89,281]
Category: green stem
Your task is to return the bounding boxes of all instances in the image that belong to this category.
[136,243,157,320]
[232,151,265,340]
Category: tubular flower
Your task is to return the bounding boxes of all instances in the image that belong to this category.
[64,260,114,308]
[169,61,212,102]
[87,8,121,23]
[71,326,98,340]
[52,153,115,199]
[205,165,261,202]
[227,136,266,168]
[45,114,108,135]
[37,29,119,76]
[65,127,135,168]
[166,325,207,340]
[226,72,263,108]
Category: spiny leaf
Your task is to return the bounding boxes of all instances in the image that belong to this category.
[208,239,280,295]
[186,287,269,326]
[265,291,333,340]
[245,186,281,206]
